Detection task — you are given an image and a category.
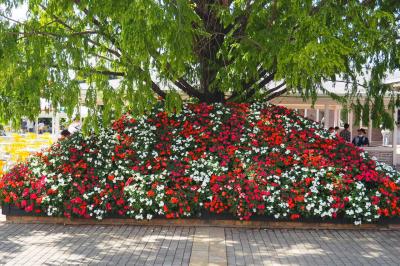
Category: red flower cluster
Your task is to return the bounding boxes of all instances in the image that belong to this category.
[0,102,399,224]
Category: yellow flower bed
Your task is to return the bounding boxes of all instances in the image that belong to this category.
[0,133,53,176]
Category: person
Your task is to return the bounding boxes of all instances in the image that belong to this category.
[38,121,45,134]
[352,128,369,147]
[21,120,27,133]
[27,121,34,133]
[68,117,81,134]
[340,123,351,142]
[60,129,71,140]
[0,124,6,136]
[328,127,335,133]
[334,126,340,134]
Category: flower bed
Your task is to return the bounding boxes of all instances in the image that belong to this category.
[1,102,399,225]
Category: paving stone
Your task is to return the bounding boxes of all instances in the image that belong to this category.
[1,211,400,266]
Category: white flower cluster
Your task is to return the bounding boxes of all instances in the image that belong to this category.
[129,116,157,164]
[185,156,223,190]
[124,172,166,219]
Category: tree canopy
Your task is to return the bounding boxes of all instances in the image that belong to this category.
[0,0,399,128]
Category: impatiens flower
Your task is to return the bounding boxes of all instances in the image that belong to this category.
[147,190,155,198]
[290,214,300,220]
[170,197,179,204]
[0,102,399,225]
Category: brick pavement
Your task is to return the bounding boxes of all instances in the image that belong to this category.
[0,215,400,265]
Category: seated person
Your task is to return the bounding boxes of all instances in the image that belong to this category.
[352,128,369,147]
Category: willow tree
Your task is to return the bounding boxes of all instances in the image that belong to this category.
[0,0,399,128]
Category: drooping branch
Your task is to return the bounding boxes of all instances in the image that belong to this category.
[72,2,170,99]
[0,12,24,24]
[39,3,166,99]
[147,48,204,99]
[48,63,125,77]
[39,5,122,58]
[78,69,125,77]
[9,30,99,40]
[77,68,125,77]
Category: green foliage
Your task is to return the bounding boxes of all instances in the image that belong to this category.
[0,0,399,129]
[165,90,183,115]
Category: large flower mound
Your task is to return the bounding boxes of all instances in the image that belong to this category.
[1,102,400,224]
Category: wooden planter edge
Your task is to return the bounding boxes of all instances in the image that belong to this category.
[4,215,400,230]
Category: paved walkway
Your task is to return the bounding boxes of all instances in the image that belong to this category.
[0,216,399,265]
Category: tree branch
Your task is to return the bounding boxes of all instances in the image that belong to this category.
[49,64,125,77]
[9,30,99,40]
[83,69,125,77]
[151,82,167,98]
[71,2,168,99]
[0,12,24,24]
[257,72,276,89]
[224,0,253,34]
[38,4,122,58]
[174,79,205,100]
[242,72,275,100]
[266,82,286,95]
[265,87,287,101]
[149,49,204,99]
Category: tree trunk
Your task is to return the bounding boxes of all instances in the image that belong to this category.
[194,1,227,103]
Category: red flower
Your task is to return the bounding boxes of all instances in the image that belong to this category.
[147,190,155,198]
[30,193,37,200]
[170,197,179,204]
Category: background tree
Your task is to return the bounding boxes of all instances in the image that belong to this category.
[0,0,399,128]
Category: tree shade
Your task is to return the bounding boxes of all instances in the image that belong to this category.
[0,1,399,128]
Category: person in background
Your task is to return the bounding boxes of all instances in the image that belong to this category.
[340,123,351,142]
[27,121,34,133]
[0,124,6,136]
[21,120,27,133]
[38,121,45,134]
[334,126,340,134]
[68,117,82,134]
[60,129,71,140]
[352,128,369,147]
[328,127,335,133]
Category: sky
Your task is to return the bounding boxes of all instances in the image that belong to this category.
[0,3,27,22]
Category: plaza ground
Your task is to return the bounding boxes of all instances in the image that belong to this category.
[0,213,400,265]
